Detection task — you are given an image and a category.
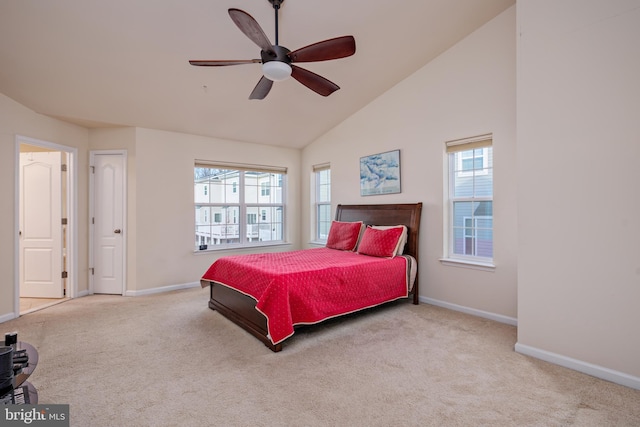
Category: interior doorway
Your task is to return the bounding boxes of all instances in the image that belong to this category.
[15,136,77,316]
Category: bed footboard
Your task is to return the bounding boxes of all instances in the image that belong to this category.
[206,281,282,352]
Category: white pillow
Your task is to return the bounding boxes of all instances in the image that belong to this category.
[370,225,408,257]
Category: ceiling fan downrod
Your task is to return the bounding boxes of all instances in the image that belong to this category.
[269,0,284,46]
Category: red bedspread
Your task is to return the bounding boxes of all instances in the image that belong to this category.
[201,247,409,345]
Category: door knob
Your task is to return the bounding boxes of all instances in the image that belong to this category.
[114,229,122,234]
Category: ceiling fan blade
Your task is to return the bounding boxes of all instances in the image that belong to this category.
[189,59,261,67]
[228,8,274,54]
[290,65,340,97]
[249,76,274,100]
[288,36,356,63]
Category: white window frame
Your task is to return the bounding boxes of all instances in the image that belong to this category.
[441,135,495,270]
[312,163,331,243]
[194,161,287,251]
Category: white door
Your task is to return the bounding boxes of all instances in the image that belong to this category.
[93,153,125,294]
[19,152,64,298]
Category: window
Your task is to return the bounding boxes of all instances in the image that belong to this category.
[194,162,286,250]
[313,164,331,242]
[446,135,493,262]
[261,182,270,197]
[463,150,481,170]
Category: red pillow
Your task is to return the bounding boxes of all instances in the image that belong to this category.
[326,221,363,251]
[357,226,404,258]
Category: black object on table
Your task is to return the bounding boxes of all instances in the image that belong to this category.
[0,342,39,404]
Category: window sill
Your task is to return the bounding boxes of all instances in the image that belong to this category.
[439,257,495,272]
[308,240,327,247]
[193,242,292,254]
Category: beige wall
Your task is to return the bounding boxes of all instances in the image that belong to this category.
[302,7,518,320]
[1,99,300,318]
[516,0,640,380]
[0,93,90,318]
[90,127,301,293]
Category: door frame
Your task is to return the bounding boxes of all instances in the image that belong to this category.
[14,135,78,316]
[89,150,127,295]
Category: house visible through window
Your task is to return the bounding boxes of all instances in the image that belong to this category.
[261,182,270,196]
[194,162,286,250]
[446,135,493,262]
[313,163,331,242]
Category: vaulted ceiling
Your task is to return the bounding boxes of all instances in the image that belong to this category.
[0,0,514,149]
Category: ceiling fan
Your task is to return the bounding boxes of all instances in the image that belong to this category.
[189,0,356,100]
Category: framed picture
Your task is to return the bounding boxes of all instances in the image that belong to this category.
[360,149,401,196]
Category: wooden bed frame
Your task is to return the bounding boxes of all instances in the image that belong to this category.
[201,203,423,352]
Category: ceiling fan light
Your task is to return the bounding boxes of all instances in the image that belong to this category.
[262,61,292,81]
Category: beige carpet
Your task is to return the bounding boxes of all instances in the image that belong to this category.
[4,288,640,426]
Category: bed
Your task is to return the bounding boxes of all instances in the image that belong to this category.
[200,203,422,352]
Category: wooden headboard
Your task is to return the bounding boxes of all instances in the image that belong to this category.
[335,203,423,304]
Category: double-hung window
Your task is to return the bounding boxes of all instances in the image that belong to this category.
[313,163,331,242]
[194,161,286,250]
[445,135,493,263]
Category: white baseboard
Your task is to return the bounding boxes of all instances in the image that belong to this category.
[515,343,640,391]
[124,281,201,297]
[0,312,17,323]
[420,296,518,326]
[76,289,90,298]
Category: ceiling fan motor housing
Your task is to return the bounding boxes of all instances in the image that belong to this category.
[261,45,291,64]
[261,45,292,81]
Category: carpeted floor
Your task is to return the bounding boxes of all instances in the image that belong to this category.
[3,287,640,426]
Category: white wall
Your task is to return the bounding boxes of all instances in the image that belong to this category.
[0,93,90,318]
[91,127,302,293]
[516,0,640,383]
[302,7,518,320]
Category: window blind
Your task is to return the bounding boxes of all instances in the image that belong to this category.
[195,160,287,174]
[446,134,492,153]
[312,162,330,172]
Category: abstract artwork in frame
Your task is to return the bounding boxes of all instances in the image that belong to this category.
[360,149,401,196]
